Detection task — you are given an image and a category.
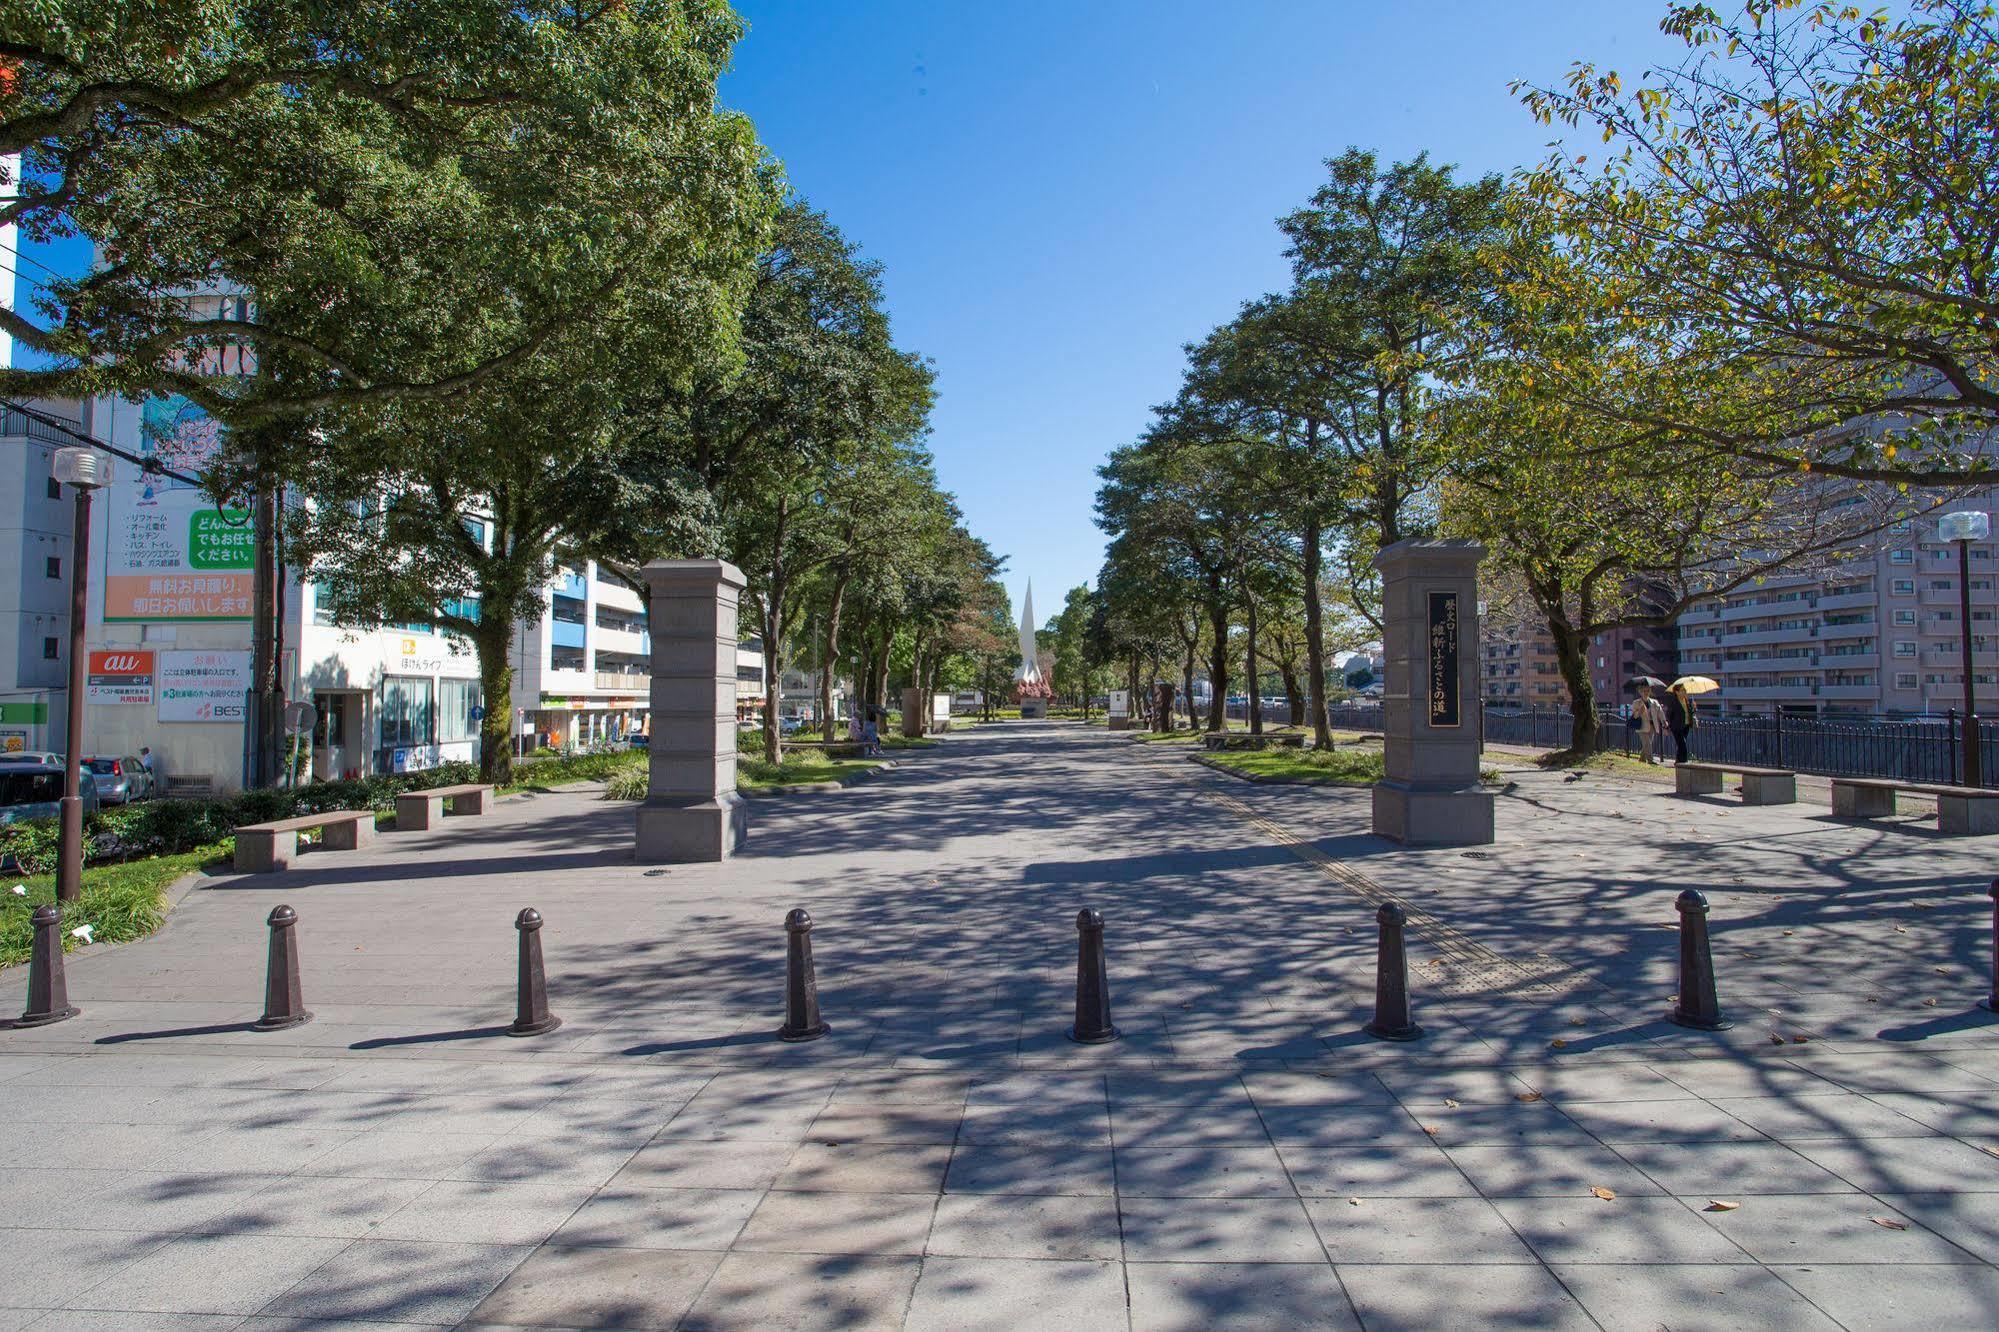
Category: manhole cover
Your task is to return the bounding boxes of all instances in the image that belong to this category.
[643,869,669,878]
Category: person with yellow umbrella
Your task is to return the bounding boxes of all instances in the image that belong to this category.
[1666,675,1720,764]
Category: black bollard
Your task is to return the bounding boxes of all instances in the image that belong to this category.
[1364,901,1423,1041]
[1982,881,1999,1015]
[253,904,312,1031]
[1068,907,1119,1044]
[507,907,562,1037]
[16,904,79,1027]
[1670,889,1732,1031]
[777,908,829,1041]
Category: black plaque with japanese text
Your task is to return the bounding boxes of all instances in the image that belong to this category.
[1426,591,1461,728]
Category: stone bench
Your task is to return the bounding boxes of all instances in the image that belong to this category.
[394,783,495,831]
[234,810,375,874]
[1831,777,1999,835]
[1201,733,1307,752]
[1673,762,1797,805]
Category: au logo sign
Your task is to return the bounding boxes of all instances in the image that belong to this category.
[87,649,156,705]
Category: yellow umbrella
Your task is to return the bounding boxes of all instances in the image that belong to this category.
[1672,675,1720,694]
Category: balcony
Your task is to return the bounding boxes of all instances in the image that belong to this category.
[592,623,648,656]
[1818,684,1880,701]
[1815,591,1877,613]
[593,671,648,692]
[1818,652,1880,670]
[1723,685,1816,702]
[553,572,586,601]
[1717,627,1816,649]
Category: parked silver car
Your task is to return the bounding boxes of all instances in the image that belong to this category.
[0,763,99,825]
[85,755,154,804]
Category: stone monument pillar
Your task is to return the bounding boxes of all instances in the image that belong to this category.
[1372,539,1495,846]
[900,687,926,738]
[635,559,749,862]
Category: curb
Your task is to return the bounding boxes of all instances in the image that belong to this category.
[1188,753,1371,788]
[742,759,901,799]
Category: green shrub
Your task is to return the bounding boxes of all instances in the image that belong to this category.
[602,766,648,801]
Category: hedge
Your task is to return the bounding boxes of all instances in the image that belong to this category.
[0,750,643,876]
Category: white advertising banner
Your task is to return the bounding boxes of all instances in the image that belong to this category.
[104,396,254,621]
[157,649,253,723]
[1109,689,1130,718]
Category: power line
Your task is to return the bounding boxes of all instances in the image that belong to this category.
[1,397,205,486]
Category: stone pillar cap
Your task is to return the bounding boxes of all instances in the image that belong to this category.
[1372,537,1486,572]
[640,558,747,590]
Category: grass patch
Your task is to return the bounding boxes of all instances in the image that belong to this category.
[736,752,882,790]
[1200,747,1387,785]
[881,734,940,750]
[1,842,230,968]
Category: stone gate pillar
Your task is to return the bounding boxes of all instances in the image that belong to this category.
[1372,539,1495,846]
[635,559,749,862]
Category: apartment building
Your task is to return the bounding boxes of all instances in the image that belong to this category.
[1675,503,1999,717]
[1480,612,1677,710]
[0,402,85,754]
[511,560,652,750]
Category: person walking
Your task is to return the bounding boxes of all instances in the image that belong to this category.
[1634,686,1668,764]
[1663,682,1696,765]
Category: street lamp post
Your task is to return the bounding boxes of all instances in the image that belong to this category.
[51,448,114,904]
[1943,510,1992,788]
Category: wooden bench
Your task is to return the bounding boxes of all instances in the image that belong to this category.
[234,810,375,874]
[1674,762,1797,805]
[394,783,495,831]
[1831,777,1999,835]
[1201,733,1306,752]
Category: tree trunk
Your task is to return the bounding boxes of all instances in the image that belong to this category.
[819,572,847,741]
[1544,607,1598,755]
[1301,510,1331,748]
[1281,664,1303,732]
[758,591,785,765]
[1244,591,1263,736]
[1205,585,1229,732]
[473,612,517,785]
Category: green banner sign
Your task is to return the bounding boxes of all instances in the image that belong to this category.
[188,509,254,570]
[0,700,49,724]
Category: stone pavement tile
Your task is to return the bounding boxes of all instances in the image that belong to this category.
[1792,1050,1999,1094]
[291,1129,498,1180]
[31,1313,250,1330]
[1336,1262,1593,1329]
[1255,1103,1429,1147]
[464,1245,722,1329]
[1109,1102,1265,1147]
[515,1092,696,1138]
[310,1059,480,1095]
[1511,1063,1705,1104]
[0,1311,37,1332]
[367,1179,594,1245]
[829,1071,972,1104]
[1717,1092,1935,1140]
[549,1185,762,1250]
[1239,1071,1396,1108]
[0,1123,210,1173]
[1118,1195,1324,1262]
[445,1128,649,1187]
[924,1193,1121,1260]
[1277,1144,1476,1198]
[1655,1058,1844,1100]
[1695,1192,1982,1263]
[1774,1262,1999,1326]
[956,1102,1109,1145]
[677,1252,922,1331]
[806,1104,964,1145]
[963,1072,1106,1105]
[1442,1142,1666,1198]
[65,1233,350,1314]
[256,1239,531,1324]
[40,1171,272,1233]
[944,1145,1116,1196]
[1867,1089,1999,1137]
[1395,1100,1594,1148]
[1551,1264,1840,1331]
[731,1190,938,1256]
[775,1143,951,1194]
[1125,1260,1357,1331]
[0,1055,58,1086]
[1786,1133,1999,1193]
[1492,1195,1748,1264]
[1558,1097,1770,1144]
[610,1138,798,1192]
[903,1256,1125,1331]
[1106,1071,1255,1107]
[187,1175,432,1239]
[1308,1196,1536,1264]
[0,1229,171,1310]
[1115,1145,1295,1198]
[1875,1191,1999,1263]
[1609,1140,1861,1196]
[1371,1065,1539,1105]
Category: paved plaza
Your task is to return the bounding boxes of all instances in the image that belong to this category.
[5,723,1999,1328]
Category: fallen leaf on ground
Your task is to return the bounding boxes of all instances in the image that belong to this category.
[1705,1200,1740,1212]
[1443,1098,1460,1108]
[1570,1016,1588,1026]
[1895,925,1908,934]
[1935,967,1951,975]
[1348,1197,1363,1206]
[1783,929,1795,936]
[1550,1038,1568,1049]
[1791,1035,1810,1044]
[1422,1124,1440,1135]
[1924,998,1940,1007]
[1770,1033,1787,1045]
[1591,1186,1617,1201]
[1979,1145,1999,1160]
[1516,1091,1543,1102]
[1870,1216,1909,1231]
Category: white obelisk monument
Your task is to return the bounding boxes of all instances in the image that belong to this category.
[1015,581,1048,717]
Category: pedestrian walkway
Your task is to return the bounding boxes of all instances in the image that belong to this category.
[3,724,1997,1327]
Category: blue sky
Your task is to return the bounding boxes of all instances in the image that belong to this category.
[11,3,1689,620]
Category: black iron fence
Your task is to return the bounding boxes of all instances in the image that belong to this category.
[1319,698,1999,788]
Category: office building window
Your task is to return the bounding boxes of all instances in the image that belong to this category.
[1894,641,1917,657]
[437,678,482,743]
[45,557,59,579]
[1893,609,1917,626]
[380,676,435,748]
[42,637,58,660]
